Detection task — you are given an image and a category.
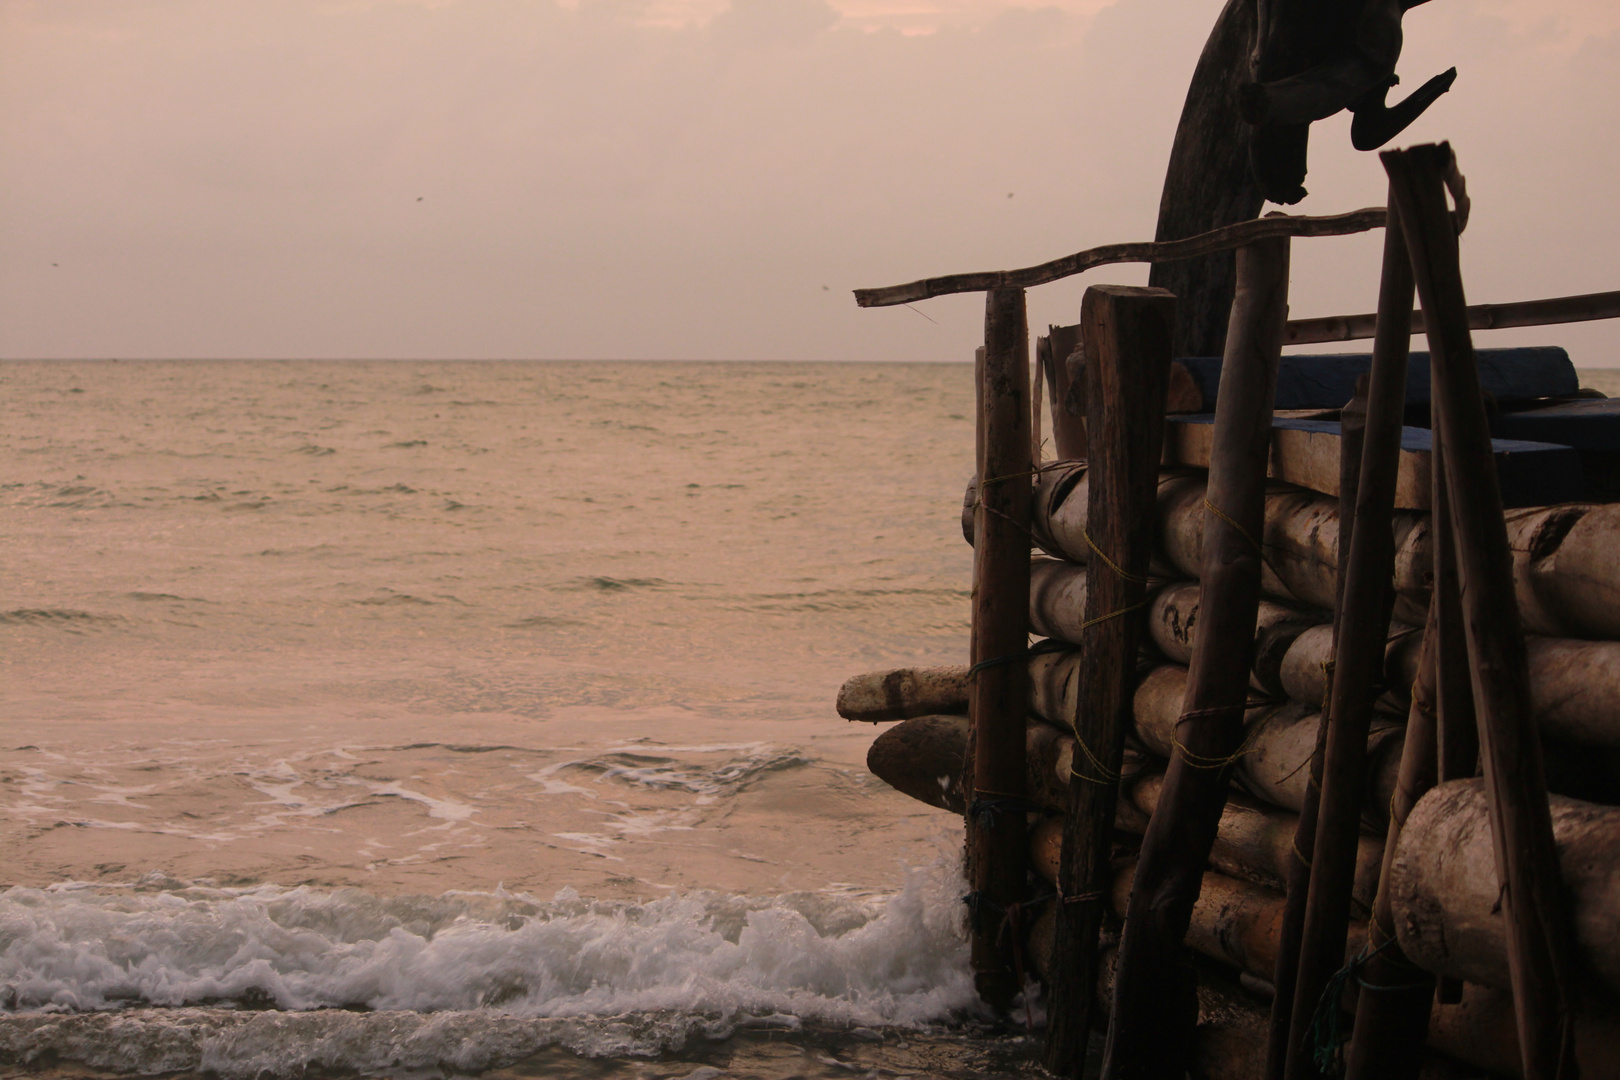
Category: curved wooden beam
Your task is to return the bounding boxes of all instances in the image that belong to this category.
[854,207,1385,308]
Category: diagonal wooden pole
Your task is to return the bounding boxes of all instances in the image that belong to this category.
[1281,190,1416,1080]
[1263,371,1368,1080]
[1101,237,1289,1080]
[1041,286,1176,1077]
[1340,417,1461,1080]
[1384,141,1580,1080]
[966,286,1033,1013]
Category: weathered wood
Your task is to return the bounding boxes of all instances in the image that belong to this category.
[989,474,1620,640]
[966,286,1033,1012]
[1386,142,1579,1080]
[1045,323,1089,460]
[1282,193,1415,1080]
[1163,416,1586,510]
[866,713,972,811]
[1264,368,1368,1080]
[1126,771,1382,914]
[1390,780,1620,995]
[1044,286,1177,1077]
[1524,503,1620,641]
[837,666,969,722]
[1029,558,1094,644]
[853,209,1380,309]
[1343,460,1447,1080]
[1169,346,1578,412]
[1104,237,1291,1080]
[1148,0,1263,357]
[1284,288,1620,346]
[1147,582,1326,699]
[1276,622,1421,711]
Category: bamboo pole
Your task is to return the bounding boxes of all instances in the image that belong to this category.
[1341,447,1449,1080]
[1284,288,1620,346]
[1045,323,1088,460]
[1263,372,1368,1080]
[1384,142,1579,1080]
[966,286,1034,1012]
[1281,193,1416,1080]
[1042,286,1176,1077]
[1102,237,1290,1080]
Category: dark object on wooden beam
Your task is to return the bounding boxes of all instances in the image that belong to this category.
[852,208,1383,309]
[1170,346,1578,412]
[1385,141,1580,1080]
[1165,414,1587,509]
[1043,286,1176,1077]
[1245,0,1456,204]
[1148,0,1265,357]
[966,286,1033,1013]
[1103,238,1291,1080]
[1285,288,1620,346]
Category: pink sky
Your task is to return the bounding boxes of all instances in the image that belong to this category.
[2,0,1616,362]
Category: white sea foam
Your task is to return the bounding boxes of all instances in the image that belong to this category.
[0,864,979,1042]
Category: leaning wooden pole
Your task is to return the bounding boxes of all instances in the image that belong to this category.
[1384,142,1580,1080]
[1101,237,1290,1080]
[1341,432,1455,1080]
[1281,193,1416,1080]
[966,286,1034,1013]
[1262,372,1368,1080]
[1042,286,1176,1076]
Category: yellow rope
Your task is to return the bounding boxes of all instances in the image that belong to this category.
[1170,706,1267,770]
[1081,523,1149,585]
[1067,731,1123,785]
[1078,597,1149,633]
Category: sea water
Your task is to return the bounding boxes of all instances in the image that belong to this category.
[0,360,1034,1078]
[5,359,1615,1078]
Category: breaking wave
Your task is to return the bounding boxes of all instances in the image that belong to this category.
[0,864,976,1034]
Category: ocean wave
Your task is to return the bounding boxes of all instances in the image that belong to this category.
[0,865,977,1056]
[0,609,122,631]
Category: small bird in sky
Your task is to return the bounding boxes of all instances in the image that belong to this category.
[416,196,423,202]
[822,285,829,291]
[1007,192,1014,198]
[52,262,59,267]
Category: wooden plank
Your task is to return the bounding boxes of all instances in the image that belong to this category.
[966,287,1033,1013]
[1169,346,1578,413]
[1164,415,1586,509]
[1042,286,1176,1077]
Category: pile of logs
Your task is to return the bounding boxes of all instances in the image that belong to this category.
[843,144,1620,1080]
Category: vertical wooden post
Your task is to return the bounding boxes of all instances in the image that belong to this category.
[1384,142,1579,1080]
[1041,286,1176,1077]
[1264,371,1368,1080]
[1044,323,1089,461]
[1281,194,1416,1080]
[967,286,1033,1012]
[1102,237,1289,1080]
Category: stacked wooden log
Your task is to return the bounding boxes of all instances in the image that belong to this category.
[843,458,1620,1079]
